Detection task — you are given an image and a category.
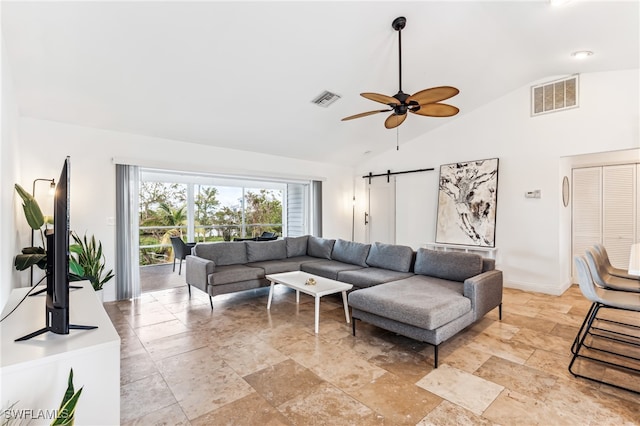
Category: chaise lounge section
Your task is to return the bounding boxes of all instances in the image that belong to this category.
[348,248,503,367]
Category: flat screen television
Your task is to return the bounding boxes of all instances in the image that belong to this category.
[16,157,96,341]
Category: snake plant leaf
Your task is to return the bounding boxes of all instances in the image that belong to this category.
[51,369,82,426]
[15,184,45,231]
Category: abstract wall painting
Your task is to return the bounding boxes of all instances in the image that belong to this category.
[436,158,499,247]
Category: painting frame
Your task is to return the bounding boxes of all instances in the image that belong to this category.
[435,158,499,248]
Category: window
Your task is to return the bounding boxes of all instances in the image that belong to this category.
[138,169,311,265]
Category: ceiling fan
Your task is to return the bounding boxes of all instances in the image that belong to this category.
[342,16,460,129]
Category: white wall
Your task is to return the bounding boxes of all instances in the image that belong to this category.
[15,118,355,302]
[355,69,640,295]
[0,35,22,310]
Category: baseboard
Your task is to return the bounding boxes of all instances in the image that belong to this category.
[504,278,572,296]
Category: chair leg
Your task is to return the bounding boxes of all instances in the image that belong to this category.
[173,258,176,272]
[209,295,213,310]
[569,303,601,375]
[352,316,357,336]
[178,259,183,275]
[187,284,191,297]
[499,303,502,320]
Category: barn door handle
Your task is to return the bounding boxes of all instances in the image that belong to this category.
[364,212,369,225]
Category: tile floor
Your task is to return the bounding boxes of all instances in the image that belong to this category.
[104,284,640,425]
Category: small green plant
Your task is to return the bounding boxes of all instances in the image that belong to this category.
[13,184,49,271]
[51,369,82,426]
[69,233,114,291]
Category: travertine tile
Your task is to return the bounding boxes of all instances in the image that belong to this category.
[416,364,504,415]
[277,381,383,425]
[483,388,582,424]
[416,400,496,425]
[243,358,325,406]
[467,332,535,364]
[348,372,442,425]
[134,318,190,343]
[120,373,176,423]
[191,392,290,426]
[122,403,189,426]
[474,356,557,399]
[171,364,255,420]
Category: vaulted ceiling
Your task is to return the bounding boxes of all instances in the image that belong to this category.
[2,1,638,166]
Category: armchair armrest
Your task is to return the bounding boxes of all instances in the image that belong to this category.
[463,270,503,321]
[185,255,215,293]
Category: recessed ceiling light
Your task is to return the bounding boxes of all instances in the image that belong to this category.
[571,50,594,59]
[549,0,573,6]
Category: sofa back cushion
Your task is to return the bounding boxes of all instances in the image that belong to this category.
[331,239,370,267]
[285,235,309,258]
[414,248,483,282]
[482,258,495,272]
[307,236,335,259]
[246,240,287,262]
[366,242,414,272]
[194,241,248,266]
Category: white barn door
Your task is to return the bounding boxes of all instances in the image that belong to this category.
[366,177,396,244]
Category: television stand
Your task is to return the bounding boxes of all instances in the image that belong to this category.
[15,323,98,342]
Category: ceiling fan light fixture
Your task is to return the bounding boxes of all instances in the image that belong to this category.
[341,16,459,128]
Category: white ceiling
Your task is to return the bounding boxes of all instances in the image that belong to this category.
[2,1,638,166]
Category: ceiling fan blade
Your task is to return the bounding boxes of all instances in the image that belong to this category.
[411,103,460,117]
[361,92,400,105]
[341,109,391,121]
[407,86,459,105]
[384,113,407,129]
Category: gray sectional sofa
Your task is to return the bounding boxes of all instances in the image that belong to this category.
[185,235,502,367]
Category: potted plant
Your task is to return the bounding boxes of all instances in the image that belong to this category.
[13,184,50,274]
[69,232,114,300]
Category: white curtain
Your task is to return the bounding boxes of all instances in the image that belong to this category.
[115,164,140,300]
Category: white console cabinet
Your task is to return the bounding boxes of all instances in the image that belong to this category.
[0,282,120,425]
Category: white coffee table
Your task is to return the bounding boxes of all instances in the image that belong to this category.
[266,271,353,334]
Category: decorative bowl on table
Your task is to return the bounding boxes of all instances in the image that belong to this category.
[305,278,316,286]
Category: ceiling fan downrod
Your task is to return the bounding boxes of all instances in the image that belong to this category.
[392,16,406,96]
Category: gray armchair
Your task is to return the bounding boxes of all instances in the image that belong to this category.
[170,236,196,275]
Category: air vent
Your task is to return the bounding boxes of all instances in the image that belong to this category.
[531,74,579,116]
[311,90,341,107]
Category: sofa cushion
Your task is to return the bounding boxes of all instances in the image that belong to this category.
[208,264,264,286]
[194,241,248,266]
[307,236,335,259]
[366,242,414,272]
[337,268,413,288]
[246,239,287,262]
[246,260,300,275]
[348,276,472,330]
[285,235,309,258]
[414,248,483,282]
[331,239,370,267]
[300,259,363,281]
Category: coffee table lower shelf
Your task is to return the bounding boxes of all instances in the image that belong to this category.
[266,271,353,334]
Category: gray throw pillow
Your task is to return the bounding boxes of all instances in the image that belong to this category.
[331,239,370,267]
[366,242,414,272]
[307,236,335,259]
[285,235,309,258]
[414,248,483,282]
[246,240,286,262]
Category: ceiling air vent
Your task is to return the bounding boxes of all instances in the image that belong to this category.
[311,90,341,107]
[531,74,579,116]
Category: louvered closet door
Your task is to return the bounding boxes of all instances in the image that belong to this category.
[603,164,636,268]
[572,167,602,277]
